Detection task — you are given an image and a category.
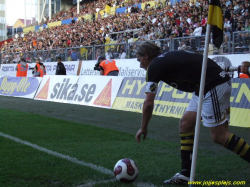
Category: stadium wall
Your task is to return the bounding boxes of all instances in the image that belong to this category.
[0,54,249,128]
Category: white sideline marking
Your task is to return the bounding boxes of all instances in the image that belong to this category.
[76,179,116,187]
[0,132,157,187]
[0,132,112,175]
[76,180,157,187]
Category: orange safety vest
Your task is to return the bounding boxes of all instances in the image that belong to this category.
[39,67,46,77]
[36,63,41,71]
[239,74,250,78]
[99,59,119,76]
[16,63,28,77]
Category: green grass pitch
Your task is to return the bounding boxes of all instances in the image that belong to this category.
[0,96,249,187]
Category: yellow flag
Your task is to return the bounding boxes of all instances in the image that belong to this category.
[105,5,111,13]
[207,0,223,49]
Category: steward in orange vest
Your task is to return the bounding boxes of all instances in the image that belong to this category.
[99,56,119,76]
[16,58,28,77]
[39,64,46,77]
[33,63,46,77]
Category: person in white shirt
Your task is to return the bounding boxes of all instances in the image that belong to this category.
[186,16,192,25]
[119,49,126,59]
[193,23,202,36]
[224,18,232,37]
[152,16,157,24]
[192,23,203,49]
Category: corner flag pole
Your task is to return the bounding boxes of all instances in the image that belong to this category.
[189,23,212,186]
[189,0,223,185]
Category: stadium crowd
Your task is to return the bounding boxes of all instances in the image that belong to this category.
[1,0,250,63]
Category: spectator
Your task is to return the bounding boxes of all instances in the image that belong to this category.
[2,0,249,59]
[70,49,78,61]
[230,13,239,32]
[118,49,126,59]
[193,22,202,36]
[224,17,232,37]
[55,57,66,75]
[105,49,113,60]
[239,61,250,78]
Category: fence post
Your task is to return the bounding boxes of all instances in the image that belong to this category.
[232,32,235,54]
[65,48,68,61]
[228,34,231,54]
[93,45,95,60]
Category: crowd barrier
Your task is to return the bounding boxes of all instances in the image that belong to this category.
[1,31,249,65]
[0,55,249,128]
[0,75,249,128]
[1,54,249,78]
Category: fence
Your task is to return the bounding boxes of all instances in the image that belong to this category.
[0,31,249,64]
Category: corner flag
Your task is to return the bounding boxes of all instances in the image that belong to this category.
[207,0,223,49]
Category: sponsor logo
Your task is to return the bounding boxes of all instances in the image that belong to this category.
[2,66,15,72]
[230,80,250,109]
[64,64,76,72]
[117,78,193,102]
[123,99,187,116]
[81,68,100,76]
[43,65,56,72]
[50,78,96,102]
[36,78,50,99]
[203,115,213,119]
[118,67,146,77]
[93,79,112,107]
[0,77,38,96]
[80,67,145,77]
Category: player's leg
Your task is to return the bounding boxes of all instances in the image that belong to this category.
[179,111,196,178]
[210,122,250,163]
[203,81,250,163]
[164,96,197,185]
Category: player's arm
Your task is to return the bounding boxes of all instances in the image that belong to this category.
[142,92,156,127]
[135,82,158,142]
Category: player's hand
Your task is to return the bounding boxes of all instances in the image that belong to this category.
[135,128,147,143]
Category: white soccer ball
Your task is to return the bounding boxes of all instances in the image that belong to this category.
[114,158,139,183]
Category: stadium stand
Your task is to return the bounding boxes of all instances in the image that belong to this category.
[0,0,249,64]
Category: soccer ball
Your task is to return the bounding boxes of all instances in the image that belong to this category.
[114,158,139,183]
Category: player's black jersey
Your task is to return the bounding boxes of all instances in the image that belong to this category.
[146,50,230,95]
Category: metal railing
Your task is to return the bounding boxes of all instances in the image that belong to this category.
[1,31,249,64]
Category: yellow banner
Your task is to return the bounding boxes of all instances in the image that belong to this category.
[113,97,189,118]
[105,41,117,53]
[112,77,250,128]
[23,26,35,34]
[84,14,93,21]
[141,3,146,10]
[110,7,116,15]
[80,48,88,60]
[48,21,62,28]
[147,1,156,8]
[230,108,250,127]
[105,5,111,13]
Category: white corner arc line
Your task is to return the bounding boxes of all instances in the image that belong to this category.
[0,132,113,175]
[0,132,157,187]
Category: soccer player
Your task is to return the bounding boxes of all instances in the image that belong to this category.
[135,41,250,185]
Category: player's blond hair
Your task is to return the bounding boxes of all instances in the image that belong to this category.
[136,41,161,61]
